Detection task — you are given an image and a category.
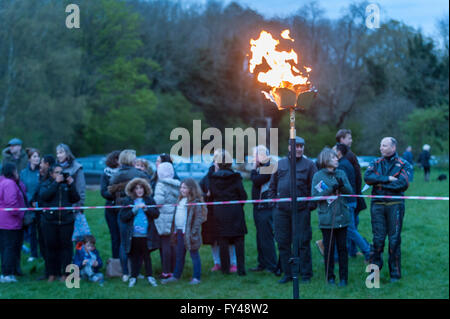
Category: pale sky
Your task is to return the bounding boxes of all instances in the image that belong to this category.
[187,0,449,38]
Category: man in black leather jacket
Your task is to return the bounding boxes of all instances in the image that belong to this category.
[364,137,412,282]
[268,137,317,284]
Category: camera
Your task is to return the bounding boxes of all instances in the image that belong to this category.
[62,172,70,182]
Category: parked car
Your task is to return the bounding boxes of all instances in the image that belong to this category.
[77,155,106,185]
[174,162,210,181]
[191,154,214,165]
[357,156,377,168]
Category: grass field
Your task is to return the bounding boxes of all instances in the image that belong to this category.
[0,169,448,299]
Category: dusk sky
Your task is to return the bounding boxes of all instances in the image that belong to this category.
[187,0,449,38]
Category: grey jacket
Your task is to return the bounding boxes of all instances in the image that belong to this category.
[311,168,352,229]
[153,178,181,236]
[268,156,317,211]
[62,160,85,207]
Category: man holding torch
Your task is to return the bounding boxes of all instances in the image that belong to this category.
[268,136,317,284]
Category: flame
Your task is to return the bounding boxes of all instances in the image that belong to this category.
[281,29,294,41]
[249,30,311,96]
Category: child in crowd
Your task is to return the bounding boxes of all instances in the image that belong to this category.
[153,162,180,279]
[135,158,152,178]
[119,178,160,288]
[161,178,205,285]
[73,235,104,284]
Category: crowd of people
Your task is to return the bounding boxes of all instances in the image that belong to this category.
[0,129,426,288]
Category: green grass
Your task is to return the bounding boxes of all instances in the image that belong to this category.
[1,169,448,299]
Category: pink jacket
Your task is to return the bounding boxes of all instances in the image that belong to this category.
[0,176,26,230]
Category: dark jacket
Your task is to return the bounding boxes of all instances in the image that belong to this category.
[73,242,103,273]
[311,168,353,229]
[171,199,204,251]
[250,161,272,210]
[108,165,149,205]
[418,150,431,168]
[338,157,356,204]
[208,168,248,237]
[1,148,28,172]
[402,151,414,166]
[119,196,160,253]
[31,173,51,207]
[199,165,218,244]
[268,156,317,212]
[364,153,412,203]
[38,178,81,225]
[345,148,366,213]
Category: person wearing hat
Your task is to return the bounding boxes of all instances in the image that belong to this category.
[2,138,28,173]
[268,136,318,284]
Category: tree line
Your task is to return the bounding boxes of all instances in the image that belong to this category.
[0,0,448,159]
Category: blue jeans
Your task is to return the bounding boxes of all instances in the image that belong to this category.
[334,203,370,260]
[173,230,201,280]
[24,222,39,258]
[347,203,370,258]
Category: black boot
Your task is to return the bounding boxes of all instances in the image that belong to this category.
[278,276,292,284]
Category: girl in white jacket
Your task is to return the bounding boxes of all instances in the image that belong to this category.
[153,162,180,279]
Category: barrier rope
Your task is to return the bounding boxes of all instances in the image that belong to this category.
[0,194,448,212]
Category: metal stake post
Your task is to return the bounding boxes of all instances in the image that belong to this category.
[289,107,300,299]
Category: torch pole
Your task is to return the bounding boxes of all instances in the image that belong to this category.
[289,107,300,299]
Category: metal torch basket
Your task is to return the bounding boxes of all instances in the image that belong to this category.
[272,87,317,111]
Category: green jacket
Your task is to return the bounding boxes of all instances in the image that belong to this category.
[311,168,352,229]
[2,148,28,172]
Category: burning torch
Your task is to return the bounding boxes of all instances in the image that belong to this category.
[249,29,317,299]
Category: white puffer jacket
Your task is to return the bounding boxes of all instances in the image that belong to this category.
[153,178,181,235]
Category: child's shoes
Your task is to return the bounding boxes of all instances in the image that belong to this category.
[147,276,158,287]
[128,277,136,287]
[189,278,201,285]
